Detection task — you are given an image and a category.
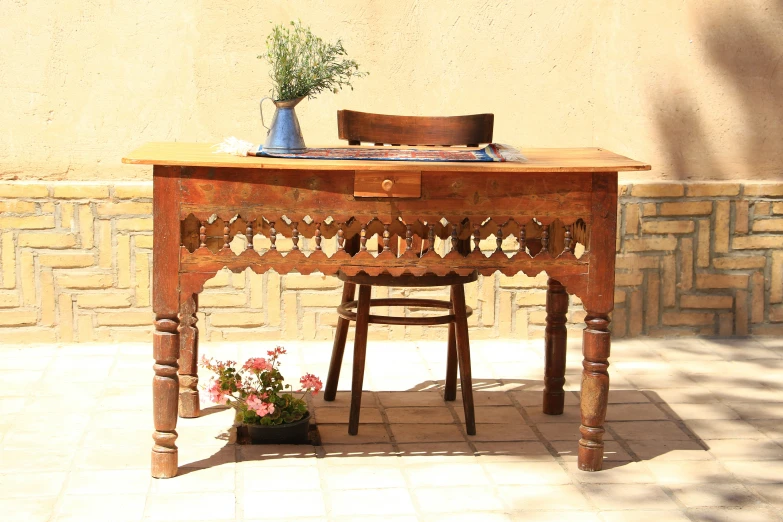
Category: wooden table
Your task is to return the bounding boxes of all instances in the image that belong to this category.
[123,142,650,478]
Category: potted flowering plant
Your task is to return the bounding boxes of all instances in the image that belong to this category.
[256,20,368,154]
[201,346,322,444]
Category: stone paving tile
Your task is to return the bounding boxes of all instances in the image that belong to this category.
[721,460,783,484]
[472,441,554,461]
[395,441,474,461]
[245,463,321,491]
[376,391,445,407]
[455,405,526,424]
[608,420,692,441]
[55,493,147,522]
[497,484,593,511]
[321,462,408,489]
[646,460,735,484]
[727,401,783,420]
[328,488,416,516]
[524,404,583,424]
[686,507,783,522]
[454,390,515,406]
[384,406,454,424]
[467,423,539,442]
[643,387,720,403]
[568,461,657,484]
[582,483,679,510]
[481,460,572,485]
[64,469,151,495]
[751,484,783,508]
[660,402,742,420]
[411,485,505,513]
[0,496,56,522]
[313,406,383,424]
[706,439,783,461]
[404,461,491,487]
[684,419,769,440]
[600,511,691,522]
[605,402,669,421]
[0,471,67,498]
[668,483,759,508]
[748,419,783,442]
[390,423,465,443]
[318,423,391,444]
[2,338,783,521]
[152,464,235,493]
[321,443,396,458]
[621,440,713,461]
[246,490,325,518]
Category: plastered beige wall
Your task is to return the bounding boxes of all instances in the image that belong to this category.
[2,1,782,182]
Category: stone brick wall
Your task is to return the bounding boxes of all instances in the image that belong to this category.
[0,181,781,343]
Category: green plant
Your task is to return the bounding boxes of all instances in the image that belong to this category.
[201,347,322,426]
[259,20,367,101]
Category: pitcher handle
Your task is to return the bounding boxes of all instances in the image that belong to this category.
[260,97,274,131]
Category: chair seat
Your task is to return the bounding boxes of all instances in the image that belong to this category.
[338,270,478,287]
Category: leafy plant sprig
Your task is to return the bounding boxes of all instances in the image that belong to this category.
[258,20,367,101]
[201,346,322,426]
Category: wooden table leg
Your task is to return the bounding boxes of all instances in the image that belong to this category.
[152,166,181,478]
[153,315,180,478]
[178,293,200,418]
[543,278,568,414]
[577,171,617,472]
[578,313,610,471]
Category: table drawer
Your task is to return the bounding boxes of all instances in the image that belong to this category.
[354,170,421,198]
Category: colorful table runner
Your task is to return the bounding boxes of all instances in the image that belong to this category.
[253,143,524,162]
[212,138,525,162]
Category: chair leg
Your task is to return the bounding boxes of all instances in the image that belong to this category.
[451,284,476,435]
[348,284,372,435]
[324,282,356,401]
[444,287,458,401]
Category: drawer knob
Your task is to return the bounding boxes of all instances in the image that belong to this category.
[381,179,394,191]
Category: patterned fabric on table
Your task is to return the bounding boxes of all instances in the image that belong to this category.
[253,143,524,162]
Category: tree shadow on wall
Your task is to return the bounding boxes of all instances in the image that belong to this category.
[655,2,783,179]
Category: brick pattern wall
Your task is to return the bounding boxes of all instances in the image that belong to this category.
[0,181,781,343]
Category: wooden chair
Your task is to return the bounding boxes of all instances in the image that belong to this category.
[323,110,494,436]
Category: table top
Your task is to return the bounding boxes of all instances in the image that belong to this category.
[123,142,651,173]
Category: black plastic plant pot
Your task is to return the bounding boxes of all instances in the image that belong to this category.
[245,412,311,444]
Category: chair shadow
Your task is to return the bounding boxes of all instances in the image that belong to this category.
[177,378,713,474]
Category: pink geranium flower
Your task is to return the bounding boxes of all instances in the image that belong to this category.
[243,357,269,372]
[267,346,286,358]
[207,380,227,404]
[300,373,323,395]
[246,394,275,417]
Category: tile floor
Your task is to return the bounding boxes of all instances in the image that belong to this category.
[0,336,782,521]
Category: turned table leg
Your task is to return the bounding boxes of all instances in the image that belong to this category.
[578,313,610,471]
[544,278,568,415]
[151,165,182,478]
[153,315,180,478]
[178,294,200,418]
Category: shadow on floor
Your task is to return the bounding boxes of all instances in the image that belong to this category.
[178,378,714,473]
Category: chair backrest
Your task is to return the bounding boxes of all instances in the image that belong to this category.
[337,110,494,147]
